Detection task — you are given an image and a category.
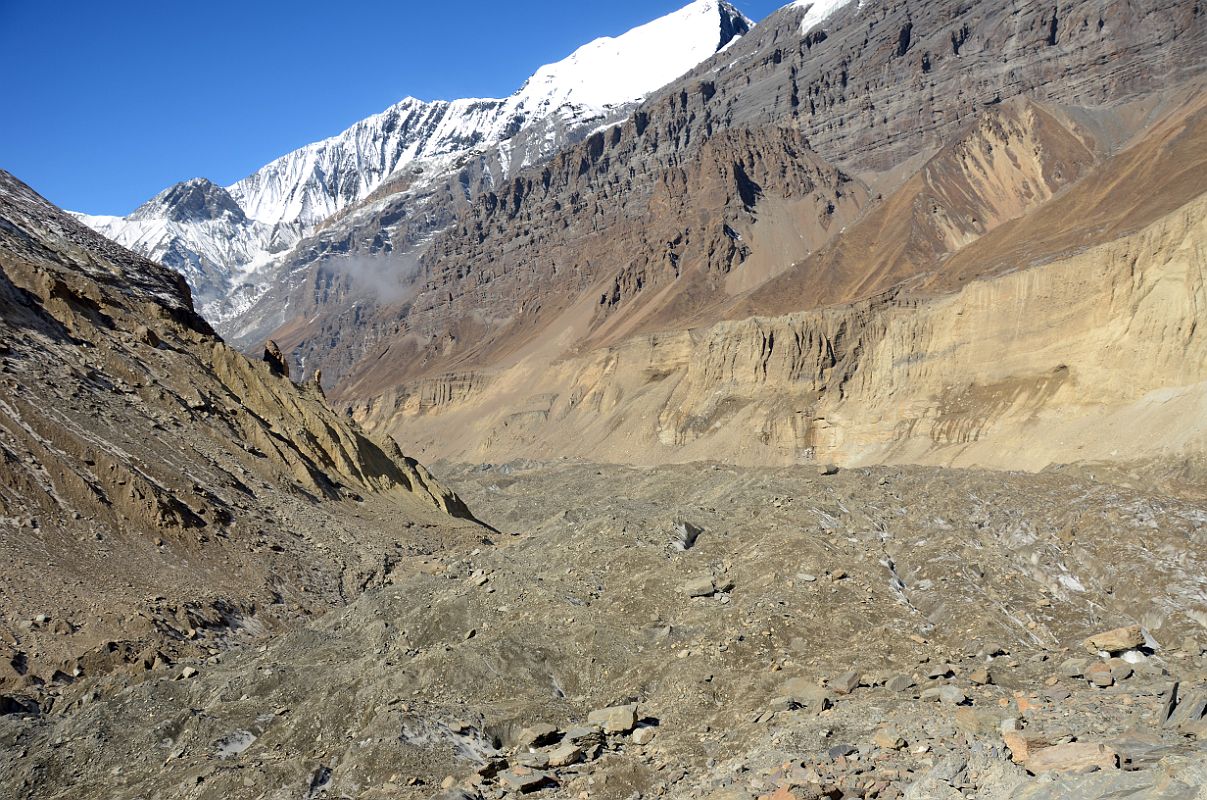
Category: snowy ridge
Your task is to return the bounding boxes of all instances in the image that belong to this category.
[75,0,752,324]
[789,0,859,34]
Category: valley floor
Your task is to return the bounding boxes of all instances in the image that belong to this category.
[3,462,1206,799]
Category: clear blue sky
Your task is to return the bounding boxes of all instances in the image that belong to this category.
[1,1,784,215]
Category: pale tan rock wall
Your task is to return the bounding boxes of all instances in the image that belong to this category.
[371,193,1206,472]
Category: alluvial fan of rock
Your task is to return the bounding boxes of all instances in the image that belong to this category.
[4,460,1205,798]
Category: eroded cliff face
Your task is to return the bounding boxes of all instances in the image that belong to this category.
[350,128,1207,472]
[311,0,1205,400]
[0,171,479,689]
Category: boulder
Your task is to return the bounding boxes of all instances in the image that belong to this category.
[1083,625,1144,654]
[546,743,582,767]
[516,723,560,749]
[587,704,638,734]
[829,670,861,695]
[1024,742,1119,774]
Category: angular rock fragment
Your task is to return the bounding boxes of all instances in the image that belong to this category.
[920,685,965,705]
[516,723,560,749]
[1024,742,1119,774]
[587,704,638,734]
[546,743,582,767]
[1083,625,1145,655]
[829,670,861,695]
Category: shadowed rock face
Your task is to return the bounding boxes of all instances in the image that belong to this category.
[129,178,248,226]
[0,170,481,689]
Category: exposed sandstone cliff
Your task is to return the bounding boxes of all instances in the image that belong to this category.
[354,173,1207,472]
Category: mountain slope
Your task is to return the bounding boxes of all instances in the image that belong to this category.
[0,170,480,691]
[75,0,753,324]
[308,0,1207,472]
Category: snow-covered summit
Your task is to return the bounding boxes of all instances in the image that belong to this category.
[76,0,752,324]
[509,0,753,112]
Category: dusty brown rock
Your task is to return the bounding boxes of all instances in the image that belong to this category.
[1024,742,1119,774]
[1084,626,1145,654]
[0,171,482,687]
[263,339,290,379]
[587,704,637,734]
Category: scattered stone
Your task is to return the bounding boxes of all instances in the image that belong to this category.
[498,770,553,793]
[818,464,839,476]
[1085,662,1114,688]
[873,728,906,750]
[178,666,198,680]
[1003,731,1051,764]
[968,667,993,686]
[955,707,1004,737]
[779,678,833,714]
[1059,658,1088,678]
[684,577,716,598]
[885,674,915,692]
[1109,659,1134,682]
[827,743,858,760]
[564,725,602,744]
[925,664,956,680]
[920,685,966,705]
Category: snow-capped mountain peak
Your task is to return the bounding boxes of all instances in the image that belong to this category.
[76,0,753,325]
[511,0,753,112]
[129,178,246,225]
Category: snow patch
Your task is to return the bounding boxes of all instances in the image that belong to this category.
[789,0,857,34]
